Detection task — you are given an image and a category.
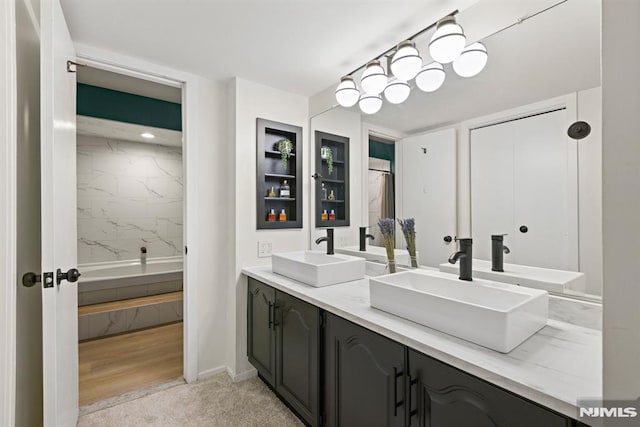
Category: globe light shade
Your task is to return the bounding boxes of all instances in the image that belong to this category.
[415,62,446,92]
[384,80,411,104]
[390,40,422,81]
[453,42,488,78]
[360,60,387,95]
[335,76,360,107]
[429,17,466,64]
[358,94,383,115]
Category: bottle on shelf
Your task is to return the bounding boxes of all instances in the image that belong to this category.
[321,210,328,221]
[268,209,276,222]
[321,182,328,200]
[267,186,276,198]
[279,209,287,221]
[280,180,291,198]
[329,209,336,220]
[328,190,336,200]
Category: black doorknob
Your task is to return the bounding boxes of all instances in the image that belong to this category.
[56,268,81,285]
[519,225,529,233]
[22,272,40,288]
[443,235,453,243]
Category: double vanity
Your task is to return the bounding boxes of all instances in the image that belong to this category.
[243,248,600,426]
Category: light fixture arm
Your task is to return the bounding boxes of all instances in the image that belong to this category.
[343,9,459,78]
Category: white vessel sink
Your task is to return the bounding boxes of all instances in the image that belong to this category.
[335,246,414,266]
[364,261,408,277]
[370,270,548,353]
[272,251,365,287]
[438,259,585,294]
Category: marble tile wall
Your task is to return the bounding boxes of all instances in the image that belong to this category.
[77,135,183,264]
[78,280,183,306]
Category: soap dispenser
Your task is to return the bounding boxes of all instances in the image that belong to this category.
[268,209,276,222]
[280,180,290,198]
[321,210,328,221]
[279,209,287,221]
[329,209,336,220]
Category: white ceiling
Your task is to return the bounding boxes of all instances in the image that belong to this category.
[77,66,182,103]
[60,0,480,96]
[357,0,602,133]
[77,116,183,147]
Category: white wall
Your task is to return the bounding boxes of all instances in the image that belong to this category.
[602,0,640,400]
[76,136,183,264]
[226,78,310,378]
[310,108,364,247]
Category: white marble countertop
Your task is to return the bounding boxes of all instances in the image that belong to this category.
[242,265,602,419]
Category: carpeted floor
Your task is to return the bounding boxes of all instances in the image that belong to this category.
[78,373,303,427]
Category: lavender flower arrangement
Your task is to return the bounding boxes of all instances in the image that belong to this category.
[377,218,397,273]
[398,218,418,268]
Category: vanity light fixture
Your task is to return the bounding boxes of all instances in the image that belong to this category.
[428,16,466,64]
[390,40,422,81]
[415,62,446,92]
[141,132,155,139]
[360,60,387,95]
[383,79,411,104]
[453,42,488,77]
[358,93,383,114]
[335,76,360,107]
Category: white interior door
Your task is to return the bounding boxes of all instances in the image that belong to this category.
[471,109,578,270]
[41,0,78,425]
[399,129,457,267]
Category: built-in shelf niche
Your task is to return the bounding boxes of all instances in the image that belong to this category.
[315,130,350,227]
[256,118,303,229]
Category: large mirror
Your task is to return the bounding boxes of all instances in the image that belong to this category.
[309,0,602,300]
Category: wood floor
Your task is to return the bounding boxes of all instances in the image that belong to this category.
[79,322,183,406]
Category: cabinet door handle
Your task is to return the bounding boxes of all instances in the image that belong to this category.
[272,304,280,329]
[406,374,419,426]
[393,367,404,416]
[268,302,273,329]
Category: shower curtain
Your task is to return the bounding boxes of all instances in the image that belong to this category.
[368,170,395,247]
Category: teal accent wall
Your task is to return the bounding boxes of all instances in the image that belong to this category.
[77,83,182,131]
[369,138,395,173]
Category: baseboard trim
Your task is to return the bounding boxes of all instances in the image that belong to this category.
[226,366,257,383]
[196,365,227,381]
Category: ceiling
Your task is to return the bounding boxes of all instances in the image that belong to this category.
[60,0,480,96]
[356,0,602,133]
[77,66,182,103]
[77,116,182,147]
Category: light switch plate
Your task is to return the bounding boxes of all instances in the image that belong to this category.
[258,241,272,258]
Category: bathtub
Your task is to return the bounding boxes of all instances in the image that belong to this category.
[78,257,183,292]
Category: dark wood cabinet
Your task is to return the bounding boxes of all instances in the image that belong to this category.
[314,131,350,227]
[256,118,303,229]
[247,280,579,427]
[247,279,320,426]
[407,349,572,427]
[247,278,276,386]
[324,313,405,427]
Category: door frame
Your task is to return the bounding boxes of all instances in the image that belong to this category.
[0,0,17,425]
[74,44,201,383]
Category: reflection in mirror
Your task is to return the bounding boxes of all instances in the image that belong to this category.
[310,0,601,301]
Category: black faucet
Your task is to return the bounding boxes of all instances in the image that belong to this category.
[359,227,375,251]
[491,234,510,272]
[448,238,473,281]
[315,228,334,255]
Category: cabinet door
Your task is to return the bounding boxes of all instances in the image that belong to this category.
[407,349,571,427]
[275,291,320,426]
[324,314,405,427]
[247,278,276,386]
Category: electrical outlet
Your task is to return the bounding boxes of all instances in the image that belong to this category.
[258,241,272,258]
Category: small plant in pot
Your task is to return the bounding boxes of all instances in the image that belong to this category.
[321,146,334,175]
[276,138,293,171]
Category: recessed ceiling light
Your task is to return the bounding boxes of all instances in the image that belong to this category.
[141,132,155,139]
